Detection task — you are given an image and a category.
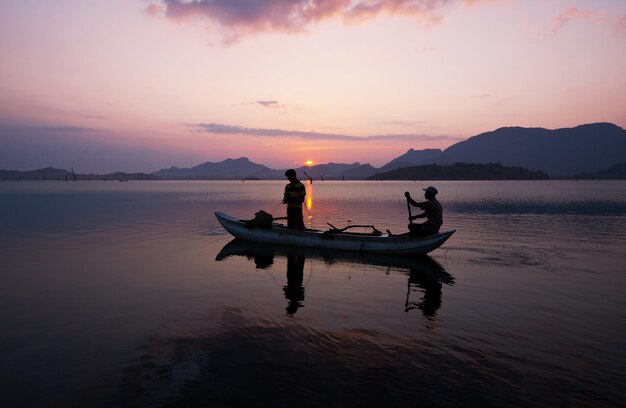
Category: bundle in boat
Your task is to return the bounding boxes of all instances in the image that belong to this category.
[244,210,286,228]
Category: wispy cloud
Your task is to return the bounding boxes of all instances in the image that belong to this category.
[28,125,98,133]
[145,0,500,43]
[256,100,280,108]
[551,6,626,36]
[551,7,594,36]
[191,122,461,142]
[231,100,287,109]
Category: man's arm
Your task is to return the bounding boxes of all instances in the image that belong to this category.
[404,192,425,208]
[404,191,419,207]
[282,185,289,204]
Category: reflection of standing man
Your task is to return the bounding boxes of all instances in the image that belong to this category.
[283,254,305,315]
[283,169,306,230]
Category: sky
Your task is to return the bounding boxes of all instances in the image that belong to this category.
[1,0,625,173]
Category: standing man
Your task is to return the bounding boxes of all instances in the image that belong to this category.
[404,186,442,236]
[283,169,306,230]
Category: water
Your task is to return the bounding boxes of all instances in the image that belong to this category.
[1,180,625,407]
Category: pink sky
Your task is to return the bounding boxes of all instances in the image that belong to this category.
[1,0,625,173]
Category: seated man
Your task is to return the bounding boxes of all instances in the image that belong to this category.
[404,186,442,236]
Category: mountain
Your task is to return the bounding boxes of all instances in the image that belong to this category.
[0,167,159,180]
[377,148,443,173]
[431,123,626,177]
[339,163,378,179]
[295,162,376,180]
[572,163,626,179]
[368,162,549,180]
[152,157,283,180]
[83,172,160,181]
[0,167,72,180]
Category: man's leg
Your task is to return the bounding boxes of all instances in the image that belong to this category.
[295,208,305,230]
[408,223,426,236]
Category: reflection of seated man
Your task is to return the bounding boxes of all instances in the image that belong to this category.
[404,256,453,318]
[405,270,442,318]
[283,254,305,315]
[404,186,442,236]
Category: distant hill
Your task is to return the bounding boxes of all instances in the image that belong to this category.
[572,163,626,179]
[0,167,159,180]
[0,167,71,180]
[368,162,550,180]
[152,157,283,180]
[378,148,443,173]
[295,162,376,180]
[339,163,377,179]
[152,159,377,180]
[83,172,160,181]
[430,123,626,177]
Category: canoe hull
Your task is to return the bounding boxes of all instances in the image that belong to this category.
[215,212,454,255]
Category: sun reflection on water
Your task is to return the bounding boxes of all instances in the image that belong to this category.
[306,183,313,211]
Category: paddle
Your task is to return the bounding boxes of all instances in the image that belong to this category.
[407,195,413,224]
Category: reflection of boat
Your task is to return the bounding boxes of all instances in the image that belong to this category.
[216,238,447,273]
[216,239,454,318]
[215,212,455,255]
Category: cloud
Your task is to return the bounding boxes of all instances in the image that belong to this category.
[34,125,98,133]
[256,100,279,108]
[146,0,500,43]
[143,3,164,17]
[551,7,626,36]
[230,100,286,109]
[551,7,594,36]
[191,122,461,142]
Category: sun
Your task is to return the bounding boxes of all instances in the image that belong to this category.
[304,160,314,166]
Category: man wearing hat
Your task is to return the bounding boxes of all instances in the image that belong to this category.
[404,186,443,236]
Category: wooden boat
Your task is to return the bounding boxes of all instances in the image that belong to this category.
[215,211,455,255]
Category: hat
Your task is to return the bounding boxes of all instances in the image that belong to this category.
[423,186,438,195]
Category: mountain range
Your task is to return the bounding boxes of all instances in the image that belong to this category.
[2,123,625,180]
[148,122,625,179]
[432,122,626,176]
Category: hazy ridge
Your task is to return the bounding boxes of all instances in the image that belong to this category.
[2,123,625,180]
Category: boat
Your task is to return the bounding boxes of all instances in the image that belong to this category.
[215,211,455,255]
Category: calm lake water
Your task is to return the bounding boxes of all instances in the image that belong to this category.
[1,180,625,407]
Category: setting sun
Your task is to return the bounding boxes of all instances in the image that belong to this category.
[305,160,314,166]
